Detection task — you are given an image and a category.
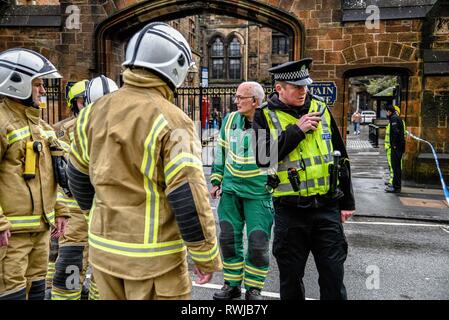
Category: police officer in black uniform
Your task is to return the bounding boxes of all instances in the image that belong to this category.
[252,58,356,300]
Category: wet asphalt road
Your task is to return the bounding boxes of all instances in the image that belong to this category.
[194,128,449,300]
[190,211,449,300]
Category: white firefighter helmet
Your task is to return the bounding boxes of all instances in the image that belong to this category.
[85,75,119,104]
[122,22,194,88]
[0,48,61,99]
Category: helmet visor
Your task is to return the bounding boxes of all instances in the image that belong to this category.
[39,70,62,79]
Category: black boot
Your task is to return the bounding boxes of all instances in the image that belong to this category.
[245,288,263,300]
[213,284,241,300]
[385,185,401,193]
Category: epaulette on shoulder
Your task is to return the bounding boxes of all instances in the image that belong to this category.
[310,94,325,102]
[260,102,268,109]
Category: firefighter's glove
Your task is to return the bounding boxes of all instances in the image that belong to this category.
[51,148,72,197]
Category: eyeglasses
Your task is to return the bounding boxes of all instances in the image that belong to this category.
[233,95,254,102]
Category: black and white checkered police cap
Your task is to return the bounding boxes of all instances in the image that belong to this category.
[268,58,313,86]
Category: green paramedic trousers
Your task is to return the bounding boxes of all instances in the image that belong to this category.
[217,191,274,290]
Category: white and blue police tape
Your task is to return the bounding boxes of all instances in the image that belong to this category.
[408,132,449,206]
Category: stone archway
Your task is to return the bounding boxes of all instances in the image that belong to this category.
[94,0,305,75]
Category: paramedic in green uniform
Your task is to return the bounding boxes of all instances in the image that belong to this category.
[210,81,274,301]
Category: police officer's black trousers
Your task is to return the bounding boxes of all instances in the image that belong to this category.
[390,149,403,190]
[272,200,348,300]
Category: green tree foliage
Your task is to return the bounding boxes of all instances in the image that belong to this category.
[366,76,398,95]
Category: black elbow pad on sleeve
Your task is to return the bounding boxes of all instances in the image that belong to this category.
[167,182,205,242]
[67,160,95,211]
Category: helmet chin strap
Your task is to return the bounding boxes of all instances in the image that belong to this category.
[19,96,39,108]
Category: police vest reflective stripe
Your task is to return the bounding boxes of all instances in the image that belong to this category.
[263,99,333,197]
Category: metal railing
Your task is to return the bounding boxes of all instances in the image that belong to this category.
[175,85,274,166]
[42,78,63,125]
[368,124,379,148]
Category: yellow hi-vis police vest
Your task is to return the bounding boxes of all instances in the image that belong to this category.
[263,99,333,197]
[385,119,407,150]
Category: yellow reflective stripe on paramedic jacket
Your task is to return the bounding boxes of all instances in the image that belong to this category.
[164,152,203,183]
[7,126,31,144]
[227,149,256,164]
[7,215,41,229]
[218,138,228,148]
[225,112,237,138]
[141,114,168,244]
[188,241,220,263]
[224,163,262,178]
[210,173,223,182]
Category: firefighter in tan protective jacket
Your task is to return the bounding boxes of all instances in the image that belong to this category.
[49,77,119,300]
[67,22,222,300]
[0,48,69,300]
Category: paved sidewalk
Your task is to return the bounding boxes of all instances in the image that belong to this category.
[203,123,449,223]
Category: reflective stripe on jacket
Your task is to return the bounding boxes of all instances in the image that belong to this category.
[263,99,333,197]
[69,69,222,280]
[0,98,69,233]
[211,111,270,199]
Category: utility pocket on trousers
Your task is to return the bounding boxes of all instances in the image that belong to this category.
[154,263,192,299]
[262,200,275,216]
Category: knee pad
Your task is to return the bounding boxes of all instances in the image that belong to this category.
[53,245,85,290]
[219,220,235,259]
[248,230,269,267]
[0,287,26,300]
[28,279,46,300]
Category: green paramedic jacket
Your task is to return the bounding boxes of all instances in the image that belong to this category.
[211,111,270,200]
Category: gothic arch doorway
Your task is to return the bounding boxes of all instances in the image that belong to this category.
[343,66,412,135]
[94,0,305,75]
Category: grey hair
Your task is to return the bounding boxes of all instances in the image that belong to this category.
[243,81,265,106]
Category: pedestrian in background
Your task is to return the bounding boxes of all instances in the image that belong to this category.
[351,110,361,135]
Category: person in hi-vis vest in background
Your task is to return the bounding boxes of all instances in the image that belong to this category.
[384,105,406,193]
